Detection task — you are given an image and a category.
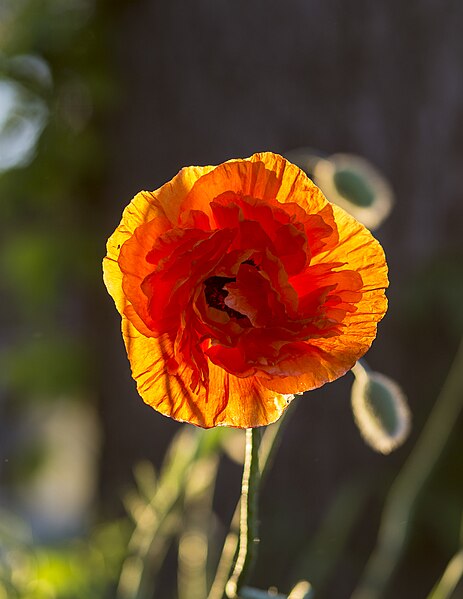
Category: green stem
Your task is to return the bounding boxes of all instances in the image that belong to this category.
[208,404,296,599]
[226,428,263,598]
[426,548,463,599]
[352,338,463,599]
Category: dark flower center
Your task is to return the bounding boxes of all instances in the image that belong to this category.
[204,275,245,319]
[243,258,258,268]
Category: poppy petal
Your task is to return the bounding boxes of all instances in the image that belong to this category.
[104,152,388,428]
[122,316,291,428]
[103,164,214,312]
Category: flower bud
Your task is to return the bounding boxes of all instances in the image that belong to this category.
[351,362,411,454]
[288,580,313,599]
[285,149,394,230]
[313,154,394,230]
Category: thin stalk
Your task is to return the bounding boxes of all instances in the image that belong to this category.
[352,338,463,599]
[426,549,463,599]
[117,429,203,599]
[225,428,263,598]
[178,456,219,599]
[208,403,296,599]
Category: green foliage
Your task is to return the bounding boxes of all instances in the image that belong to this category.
[0,0,112,401]
[0,520,129,599]
[0,2,119,597]
[1,335,87,398]
[119,427,226,599]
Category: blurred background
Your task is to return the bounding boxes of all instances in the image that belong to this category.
[1,1,462,598]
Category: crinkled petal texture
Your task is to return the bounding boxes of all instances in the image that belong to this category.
[103,152,388,428]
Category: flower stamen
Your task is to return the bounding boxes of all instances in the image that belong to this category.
[204,276,246,319]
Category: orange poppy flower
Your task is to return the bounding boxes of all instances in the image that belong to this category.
[103,152,388,428]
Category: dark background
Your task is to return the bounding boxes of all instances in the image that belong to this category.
[1,1,462,597]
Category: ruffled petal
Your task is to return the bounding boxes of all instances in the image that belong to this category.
[148,165,215,225]
[182,152,326,219]
[311,202,388,345]
[259,205,388,395]
[104,152,388,429]
[103,164,214,315]
[123,316,291,428]
[258,342,356,394]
